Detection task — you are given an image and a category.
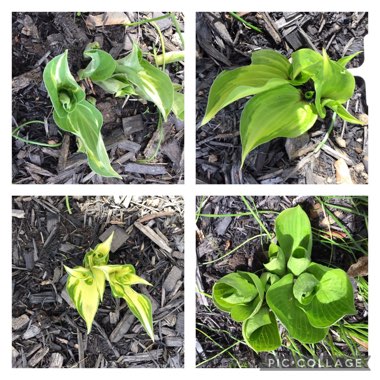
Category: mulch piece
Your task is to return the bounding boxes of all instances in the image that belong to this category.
[196,196,368,368]
[12,12,184,184]
[12,196,184,368]
[196,12,368,184]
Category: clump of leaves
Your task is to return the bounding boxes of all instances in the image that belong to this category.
[64,233,154,340]
[201,49,363,166]
[212,206,356,352]
[43,43,184,178]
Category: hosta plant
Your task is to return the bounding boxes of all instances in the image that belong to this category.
[201,48,364,166]
[64,233,154,340]
[212,206,356,352]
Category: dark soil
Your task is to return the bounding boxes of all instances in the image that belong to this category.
[196,12,368,184]
[196,196,368,368]
[12,12,184,184]
[12,196,184,368]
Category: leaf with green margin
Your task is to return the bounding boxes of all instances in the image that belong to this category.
[313,50,356,118]
[324,100,364,125]
[172,91,184,121]
[94,74,136,97]
[242,306,281,352]
[275,205,312,260]
[266,273,328,343]
[212,272,264,322]
[336,51,362,68]
[287,246,311,276]
[116,44,174,120]
[65,266,104,334]
[43,50,85,118]
[201,65,290,126]
[298,268,356,328]
[251,49,291,77]
[263,243,286,276]
[240,85,318,165]
[79,49,117,81]
[53,100,121,178]
[293,272,319,305]
[83,232,113,268]
[120,286,155,341]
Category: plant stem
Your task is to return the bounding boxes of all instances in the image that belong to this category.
[65,196,72,215]
[314,112,337,153]
[124,13,172,27]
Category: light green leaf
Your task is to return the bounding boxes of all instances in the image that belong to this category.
[79,49,117,81]
[53,100,121,178]
[290,48,322,81]
[242,306,281,352]
[43,50,85,118]
[263,243,286,276]
[83,232,113,268]
[212,272,264,322]
[172,91,184,121]
[299,268,356,328]
[94,74,136,97]
[313,50,356,118]
[336,51,362,68]
[260,272,280,291]
[116,44,174,120]
[240,85,318,165]
[122,286,155,341]
[201,65,290,126]
[266,273,328,343]
[275,205,312,260]
[293,272,319,305]
[324,100,364,125]
[287,246,311,276]
[251,49,291,77]
[65,266,105,333]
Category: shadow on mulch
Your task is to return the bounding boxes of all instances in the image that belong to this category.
[196,196,368,368]
[196,12,368,184]
[12,196,184,368]
[12,12,184,184]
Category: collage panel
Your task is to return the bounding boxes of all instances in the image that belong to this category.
[12,12,184,184]
[196,12,368,184]
[196,196,368,368]
[12,196,184,368]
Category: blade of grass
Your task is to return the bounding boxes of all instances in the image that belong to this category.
[229,12,262,33]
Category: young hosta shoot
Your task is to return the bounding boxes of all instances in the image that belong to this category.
[212,206,356,352]
[43,51,121,178]
[79,43,184,121]
[64,233,154,339]
[201,48,364,166]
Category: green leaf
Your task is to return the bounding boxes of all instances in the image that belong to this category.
[83,233,113,268]
[79,49,117,81]
[201,64,290,126]
[242,306,281,352]
[94,74,136,97]
[275,205,312,260]
[263,243,286,276]
[299,268,356,328]
[313,50,356,118]
[324,100,364,125]
[287,246,311,276]
[122,286,155,341]
[336,51,362,68]
[43,50,85,118]
[293,272,319,305]
[116,44,174,120]
[251,49,291,77]
[65,266,105,333]
[212,272,264,322]
[266,273,328,343]
[290,48,322,82]
[53,100,121,178]
[240,85,318,165]
[260,272,280,291]
[172,91,184,121]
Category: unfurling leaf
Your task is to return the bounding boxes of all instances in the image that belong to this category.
[263,243,286,276]
[212,272,264,322]
[242,307,281,352]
